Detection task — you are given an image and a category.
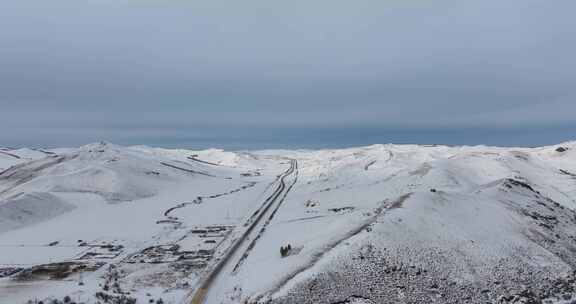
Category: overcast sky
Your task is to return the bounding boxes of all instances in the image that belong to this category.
[1,0,575,149]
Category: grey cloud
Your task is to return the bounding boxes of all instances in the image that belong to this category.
[1,0,575,147]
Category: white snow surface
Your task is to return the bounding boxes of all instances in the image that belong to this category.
[1,141,576,304]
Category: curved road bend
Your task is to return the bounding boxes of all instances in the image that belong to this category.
[185,159,298,304]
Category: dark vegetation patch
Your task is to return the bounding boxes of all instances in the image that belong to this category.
[388,193,412,210]
[331,295,373,304]
[364,160,377,171]
[0,267,24,278]
[305,200,319,208]
[15,262,104,281]
[511,151,530,161]
[241,170,262,177]
[560,169,576,177]
[91,265,145,304]
[503,179,538,194]
[94,292,137,304]
[271,247,576,304]
[328,207,355,213]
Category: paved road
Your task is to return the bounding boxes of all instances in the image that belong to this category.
[185,159,298,304]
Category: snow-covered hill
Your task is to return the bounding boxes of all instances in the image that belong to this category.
[1,142,576,304]
[0,148,47,172]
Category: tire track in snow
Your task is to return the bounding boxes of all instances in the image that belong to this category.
[159,182,258,226]
[231,161,299,274]
[0,151,21,159]
[185,159,297,304]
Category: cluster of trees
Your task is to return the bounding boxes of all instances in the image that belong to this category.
[94,292,136,304]
[280,244,292,258]
[27,295,81,304]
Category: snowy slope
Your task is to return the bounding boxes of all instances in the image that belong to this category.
[234,143,576,304]
[0,142,283,304]
[0,147,46,172]
[1,142,576,304]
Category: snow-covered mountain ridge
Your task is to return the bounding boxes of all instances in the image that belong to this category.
[1,141,576,304]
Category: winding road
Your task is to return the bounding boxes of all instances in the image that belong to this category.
[184,158,298,304]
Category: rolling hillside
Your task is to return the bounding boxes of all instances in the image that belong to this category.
[1,142,576,304]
